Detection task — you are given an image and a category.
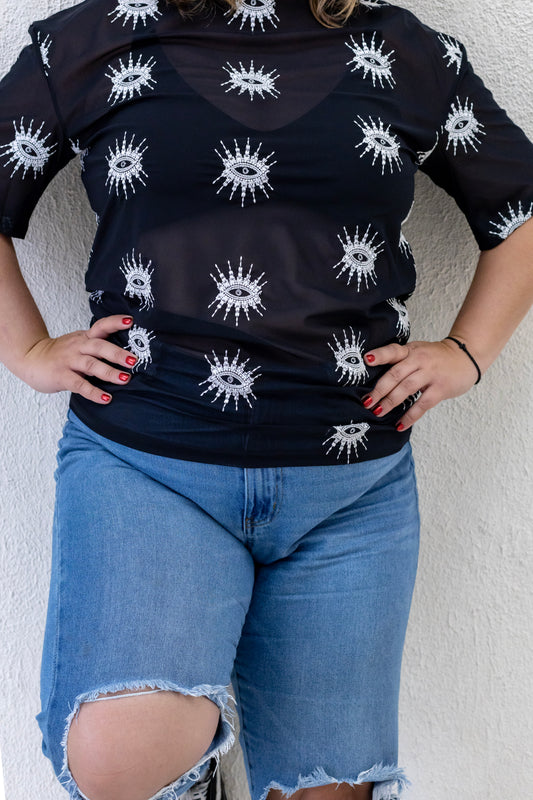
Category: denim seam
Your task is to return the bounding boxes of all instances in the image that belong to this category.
[231,665,256,800]
[41,485,63,725]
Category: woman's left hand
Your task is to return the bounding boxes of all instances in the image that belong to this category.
[362,339,480,431]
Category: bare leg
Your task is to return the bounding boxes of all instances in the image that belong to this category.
[67,687,221,800]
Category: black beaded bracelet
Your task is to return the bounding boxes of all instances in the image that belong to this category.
[444,336,482,385]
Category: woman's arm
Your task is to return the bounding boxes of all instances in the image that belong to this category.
[362,216,533,430]
[0,232,137,403]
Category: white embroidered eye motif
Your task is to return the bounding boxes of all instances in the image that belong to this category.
[323,421,370,464]
[416,131,439,166]
[399,231,412,259]
[221,61,280,101]
[398,200,415,260]
[445,98,485,155]
[89,289,104,304]
[334,225,384,291]
[209,257,267,326]
[225,0,279,32]
[213,138,276,206]
[199,350,261,411]
[106,132,148,198]
[328,328,369,386]
[69,138,89,171]
[355,116,403,174]
[0,117,56,179]
[438,33,463,75]
[36,30,52,76]
[387,297,410,340]
[106,53,157,104]
[125,324,155,371]
[489,200,533,240]
[108,0,162,29]
[119,249,154,310]
[345,32,396,88]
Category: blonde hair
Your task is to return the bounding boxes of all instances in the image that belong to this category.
[163,0,361,29]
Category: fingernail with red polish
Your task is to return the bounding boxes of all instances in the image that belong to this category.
[372,405,383,416]
[101,393,111,402]
[366,354,376,363]
[363,396,373,408]
[122,317,133,325]
[396,422,405,432]
[125,355,137,366]
[119,372,130,382]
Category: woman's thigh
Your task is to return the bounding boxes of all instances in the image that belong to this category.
[232,444,420,800]
[36,411,256,800]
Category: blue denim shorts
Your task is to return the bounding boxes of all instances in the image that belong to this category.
[36,408,420,800]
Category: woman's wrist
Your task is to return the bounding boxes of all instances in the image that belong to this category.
[442,335,482,384]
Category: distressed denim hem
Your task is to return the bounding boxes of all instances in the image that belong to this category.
[57,679,237,800]
[257,763,412,800]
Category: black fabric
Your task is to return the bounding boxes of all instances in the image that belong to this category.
[1,0,532,465]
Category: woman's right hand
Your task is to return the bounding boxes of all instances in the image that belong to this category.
[20,315,137,404]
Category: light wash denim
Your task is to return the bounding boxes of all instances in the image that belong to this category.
[36,408,420,800]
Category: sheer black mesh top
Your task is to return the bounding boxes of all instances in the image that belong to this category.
[1,0,533,465]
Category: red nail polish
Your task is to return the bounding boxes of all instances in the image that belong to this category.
[101,393,111,402]
[396,422,405,432]
[366,354,376,363]
[363,397,373,408]
[372,405,383,416]
[125,355,137,366]
[119,372,130,382]
[122,317,133,325]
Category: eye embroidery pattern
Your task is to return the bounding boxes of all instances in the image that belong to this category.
[345,32,396,88]
[213,138,276,206]
[69,138,89,171]
[106,132,148,198]
[209,257,267,326]
[225,0,279,32]
[106,53,157,104]
[0,117,56,178]
[199,349,261,411]
[89,289,104,304]
[445,98,485,155]
[108,0,162,29]
[387,297,410,341]
[416,131,439,166]
[119,249,155,310]
[221,61,280,101]
[399,231,413,259]
[398,200,414,261]
[328,328,368,386]
[323,421,370,464]
[355,116,403,174]
[35,30,51,76]
[334,225,384,291]
[125,324,155,371]
[489,200,533,240]
[438,33,463,75]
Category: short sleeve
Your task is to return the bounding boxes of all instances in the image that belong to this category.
[418,38,533,251]
[0,31,76,239]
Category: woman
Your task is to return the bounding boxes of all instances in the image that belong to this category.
[0,1,532,799]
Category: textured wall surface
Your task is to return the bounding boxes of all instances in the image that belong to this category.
[0,1,532,799]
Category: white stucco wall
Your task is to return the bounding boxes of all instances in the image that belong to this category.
[0,1,531,799]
